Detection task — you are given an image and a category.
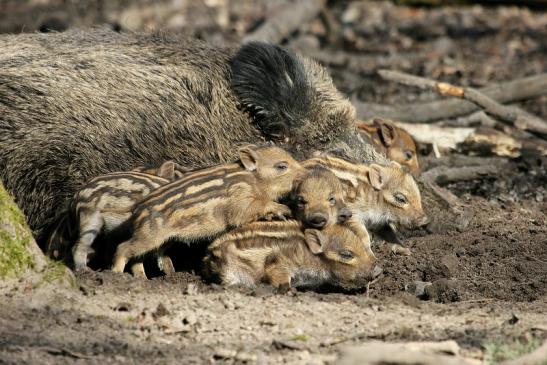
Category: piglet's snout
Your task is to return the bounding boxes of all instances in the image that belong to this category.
[307,213,328,228]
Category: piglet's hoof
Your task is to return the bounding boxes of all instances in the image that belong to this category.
[264,205,292,221]
[274,283,291,294]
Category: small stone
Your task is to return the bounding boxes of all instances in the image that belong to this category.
[153,303,169,318]
[183,312,198,326]
[137,309,155,328]
[157,317,190,334]
[424,279,461,303]
[405,281,433,298]
[184,283,198,295]
[440,254,459,277]
[222,299,235,310]
[272,339,309,351]
[214,347,237,359]
[504,313,519,326]
[342,3,361,24]
[235,351,257,362]
[391,244,412,256]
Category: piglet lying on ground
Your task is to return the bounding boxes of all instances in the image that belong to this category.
[204,220,381,291]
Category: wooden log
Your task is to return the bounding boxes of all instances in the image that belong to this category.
[421,155,511,186]
[243,0,326,44]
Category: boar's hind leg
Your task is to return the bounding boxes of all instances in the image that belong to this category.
[72,210,103,271]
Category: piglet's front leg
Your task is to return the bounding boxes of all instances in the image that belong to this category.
[346,217,375,258]
[260,201,292,221]
[228,184,291,225]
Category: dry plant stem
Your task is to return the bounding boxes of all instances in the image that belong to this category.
[243,0,326,44]
[378,70,547,139]
[357,73,547,124]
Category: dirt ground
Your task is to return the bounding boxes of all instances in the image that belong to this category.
[0,1,546,364]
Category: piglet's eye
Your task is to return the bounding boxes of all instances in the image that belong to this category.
[404,151,413,160]
[274,162,288,171]
[297,196,306,205]
[338,250,354,260]
[394,193,407,205]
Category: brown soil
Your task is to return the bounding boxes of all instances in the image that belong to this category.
[1,1,546,364]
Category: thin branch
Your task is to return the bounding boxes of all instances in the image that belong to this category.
[377,70,547,139]
[356,73,547,124]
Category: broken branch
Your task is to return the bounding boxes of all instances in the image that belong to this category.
[378,70,547,138]
[356,73,547,123]
[378,70,547,139]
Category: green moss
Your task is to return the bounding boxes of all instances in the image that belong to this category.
[290,334,310,342]
[40,259,75,287]
[0,184,35,278]
[484,336,543,364]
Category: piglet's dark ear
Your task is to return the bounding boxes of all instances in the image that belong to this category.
[374,119,396,148]
[231,42,312,142]
[304,229,325,255]
[157,161,176,181]
[238,145,259,171]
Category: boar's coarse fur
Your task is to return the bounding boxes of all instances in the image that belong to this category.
[0,29,386,244]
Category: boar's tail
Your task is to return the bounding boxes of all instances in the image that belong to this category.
[231,42,312,141]
[45,210,77,262]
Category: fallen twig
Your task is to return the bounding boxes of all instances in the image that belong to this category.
[378,70,547,139]
[320,331,371,347]
[43,346,93,359]
[243,0,326,44]
[356,73,547,124]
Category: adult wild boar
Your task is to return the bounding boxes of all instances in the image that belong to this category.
[0,30,386,245]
